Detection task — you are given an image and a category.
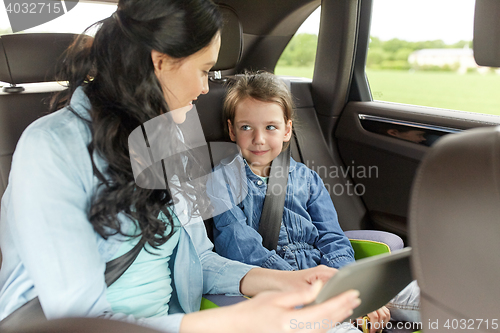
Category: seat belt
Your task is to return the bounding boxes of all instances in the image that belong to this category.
[0,238,145,328]
[258,146,291,251]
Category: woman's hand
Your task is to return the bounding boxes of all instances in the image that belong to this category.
[239,265,337,296]
[180,282,361,333]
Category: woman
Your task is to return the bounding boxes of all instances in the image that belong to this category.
[0,0,360,332]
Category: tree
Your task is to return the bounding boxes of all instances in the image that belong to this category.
[449,40,472,49]
[277,33,318,67]
[366,37,473,71]
[366,47,388,68]
[0,28,13,36]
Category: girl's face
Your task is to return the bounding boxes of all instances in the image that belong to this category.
[228,97,292,177]
[152,33,221,123]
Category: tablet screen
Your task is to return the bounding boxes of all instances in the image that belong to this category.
[310,247,413,320]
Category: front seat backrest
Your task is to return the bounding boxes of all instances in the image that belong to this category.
[0,33,77,198]
[410,2,500,326]
[409,126,500,329]
[473,0,500,67]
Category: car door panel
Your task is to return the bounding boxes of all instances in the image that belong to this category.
[335,101,500,240]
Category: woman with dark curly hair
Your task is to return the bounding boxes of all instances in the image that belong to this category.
[0,0,360,332]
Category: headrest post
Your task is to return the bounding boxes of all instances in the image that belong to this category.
[2,84,25,94]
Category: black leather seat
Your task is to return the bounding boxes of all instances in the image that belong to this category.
[0,33,78,198]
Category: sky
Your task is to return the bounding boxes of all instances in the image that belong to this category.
[298,0,475,44]
[1,0,476,43]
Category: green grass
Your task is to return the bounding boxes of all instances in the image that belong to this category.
[275,66,500,117]
[366,69,500,116]
[275,66,315,79]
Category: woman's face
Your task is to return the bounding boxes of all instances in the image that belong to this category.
[152,33,221,123]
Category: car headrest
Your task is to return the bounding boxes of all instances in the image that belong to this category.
[0,33,78,84]
[212,5,242,71]
[0,6,241,84]
[473,0,500,67]
[409,125,500,321]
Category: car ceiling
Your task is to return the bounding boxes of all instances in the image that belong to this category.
[85,0,319,36]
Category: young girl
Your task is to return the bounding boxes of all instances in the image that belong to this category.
[210,71,355,271]
[208,71,420,333]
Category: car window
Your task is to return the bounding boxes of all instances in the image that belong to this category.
[367,0,500,116]
[275,7,320,79]
[0,2,116,35]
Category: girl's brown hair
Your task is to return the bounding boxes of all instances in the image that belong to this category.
[223,71,294,149]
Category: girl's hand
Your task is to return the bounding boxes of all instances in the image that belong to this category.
[280,265,338,292]
[239,265,337,296]
[355,306,391,333]
[367,306,391,333]
[181,282,361,333]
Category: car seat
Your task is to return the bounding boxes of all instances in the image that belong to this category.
[0,33,77,198]
[409,1,500,329]
[409,125,500,332]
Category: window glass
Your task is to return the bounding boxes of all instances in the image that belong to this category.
[0,2,117,35]
[275,7,320,79]
[367,0,500,116]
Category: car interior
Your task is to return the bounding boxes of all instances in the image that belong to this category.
[0,0,499,331]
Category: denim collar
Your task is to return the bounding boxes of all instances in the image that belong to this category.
[69,86,92,121]
[220,152,296,173]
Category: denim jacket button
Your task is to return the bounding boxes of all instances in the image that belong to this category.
[257,180,263,185]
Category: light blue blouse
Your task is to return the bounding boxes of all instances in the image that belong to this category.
[0,87,255,332]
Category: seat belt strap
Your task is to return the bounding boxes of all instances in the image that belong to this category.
[258,146,291,251]
[104,237,145,286]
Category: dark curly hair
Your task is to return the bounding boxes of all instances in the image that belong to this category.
[51,0,222,248]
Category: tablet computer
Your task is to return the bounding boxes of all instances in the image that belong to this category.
[308,247,413,320]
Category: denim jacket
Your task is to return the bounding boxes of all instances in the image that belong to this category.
[0,87,254,332]
[208,153,355,271]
